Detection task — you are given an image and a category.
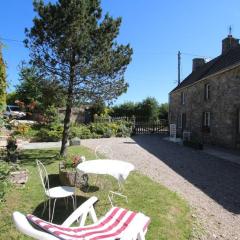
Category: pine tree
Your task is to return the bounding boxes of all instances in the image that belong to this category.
[25,0,133,156]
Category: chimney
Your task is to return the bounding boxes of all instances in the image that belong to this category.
[192,58,206,71]
[222,34,239,54]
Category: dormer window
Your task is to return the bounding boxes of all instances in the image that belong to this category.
[204,84,210,100]
[181,92,185,105]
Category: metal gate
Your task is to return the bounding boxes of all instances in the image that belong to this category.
[133,120,169,134]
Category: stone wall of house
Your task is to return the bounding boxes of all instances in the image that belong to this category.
[169,66,240,148]
[58,107,89,124]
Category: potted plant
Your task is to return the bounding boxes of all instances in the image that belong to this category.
[59,155,88,189]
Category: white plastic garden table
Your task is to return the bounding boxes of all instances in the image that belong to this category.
[76,159,135,206]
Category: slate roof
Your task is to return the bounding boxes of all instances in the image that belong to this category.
[171,45,240,93]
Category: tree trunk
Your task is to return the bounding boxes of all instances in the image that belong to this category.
[60,66,74,157]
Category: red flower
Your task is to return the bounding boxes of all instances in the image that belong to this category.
[72,156,81,167]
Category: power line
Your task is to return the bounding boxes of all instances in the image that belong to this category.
[181,51,212,59]
[0,37,24,43]
[0,36,212,59]
[133,50,212,59]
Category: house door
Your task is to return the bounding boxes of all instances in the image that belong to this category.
[236,109,240,148]
[182,113,186,131]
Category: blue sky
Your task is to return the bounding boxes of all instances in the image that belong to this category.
[1,0,240,105]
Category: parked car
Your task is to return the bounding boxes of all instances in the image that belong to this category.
[4,105,26,119]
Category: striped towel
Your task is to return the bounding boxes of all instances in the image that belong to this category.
[27,207,150,240]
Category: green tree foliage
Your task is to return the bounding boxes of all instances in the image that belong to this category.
[90,100,106,116]
[112,101,136,117]
[44,105,61,124]
[158,103,168,120]
[25,0,133,156]
[0,44,7,112]
[111,98,169,122]
[16,64,66,111]
[137,97,159,121]
[6,92,18,105]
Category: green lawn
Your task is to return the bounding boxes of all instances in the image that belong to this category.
[0,146,193,239]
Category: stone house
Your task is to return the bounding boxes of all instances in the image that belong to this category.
[169,34,240,149]
[58,106,92,124]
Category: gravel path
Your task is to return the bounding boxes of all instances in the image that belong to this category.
[81,135,240,240]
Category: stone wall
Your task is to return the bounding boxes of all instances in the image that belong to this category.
[169,66,240,148]
[58,107,89,124]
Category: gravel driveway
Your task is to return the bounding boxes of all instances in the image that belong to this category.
[82,135,240,240]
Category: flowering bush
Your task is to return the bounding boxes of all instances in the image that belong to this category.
[72,155,81,168]
[59,155,88,188]
[64,155,84,169]
[13,124,30,136]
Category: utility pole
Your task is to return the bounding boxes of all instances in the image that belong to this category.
[178,51,181,85]
[229,25,232,35]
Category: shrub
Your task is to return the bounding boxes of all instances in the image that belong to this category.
[13,124,30,136]
[69,125,93,139]
[89,123,112,137]
[108,123,118,135]
[6,136,18,162]
[36,123,63,142]
[89,121,132,138]
[116,123,132,137]
[102,128,112,138]
[0,115,5,128]
[37,128,62,142]
[10,119,133,142]
[110,120,132,137]
[12,124,40,140]
[44,105,61,124]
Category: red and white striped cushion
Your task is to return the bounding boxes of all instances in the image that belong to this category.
[27,207,150,240]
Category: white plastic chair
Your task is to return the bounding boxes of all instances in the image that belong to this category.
[36,160,76,222]
[13,196,150,240]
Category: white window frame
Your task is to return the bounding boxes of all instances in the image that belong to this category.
[203,112,211,127]
[181,92,185,105]
[205,84,210,100]
[178,113,186,129]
